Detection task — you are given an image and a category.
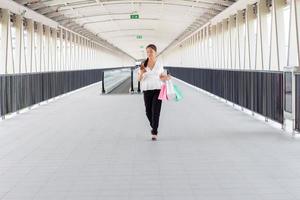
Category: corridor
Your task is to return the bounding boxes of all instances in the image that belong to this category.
[1,80,299,200]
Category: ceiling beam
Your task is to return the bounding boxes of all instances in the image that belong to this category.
[0,0,58,28]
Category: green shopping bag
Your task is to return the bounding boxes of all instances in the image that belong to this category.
[173,84,183,102]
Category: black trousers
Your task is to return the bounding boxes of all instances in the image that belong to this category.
[143,89,162,135]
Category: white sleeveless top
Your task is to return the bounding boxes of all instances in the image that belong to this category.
[138,61,165,91]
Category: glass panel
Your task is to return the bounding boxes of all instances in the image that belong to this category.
[103,68,133,94]
[284,72,292,113]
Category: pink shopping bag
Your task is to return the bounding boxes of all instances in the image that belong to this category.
[158,83,168,100]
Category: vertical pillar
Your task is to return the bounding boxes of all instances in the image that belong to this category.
[15,14,23,73]
[288,0,300,66]
[246,4,257,70]
[36,22,43,72]
[27,19,34,73]
[45,26,50,71]
[0,9,10,74]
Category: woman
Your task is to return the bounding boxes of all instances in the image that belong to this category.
[137,44,170,141]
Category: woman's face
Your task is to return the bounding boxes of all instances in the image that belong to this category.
[146,47,156,60]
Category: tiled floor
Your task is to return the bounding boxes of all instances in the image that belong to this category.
[0,80,300,200]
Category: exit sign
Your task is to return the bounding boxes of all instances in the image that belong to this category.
[136,35,143,39]
[130,14,139,19]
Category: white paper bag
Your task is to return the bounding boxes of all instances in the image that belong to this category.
[166,80,176,100]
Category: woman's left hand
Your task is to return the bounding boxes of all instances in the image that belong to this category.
[160,74,171,81]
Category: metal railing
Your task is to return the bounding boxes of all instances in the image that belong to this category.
[165,66,284,124]
[0,69,104,117]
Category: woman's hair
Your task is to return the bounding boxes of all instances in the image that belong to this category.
[143,44,157,67]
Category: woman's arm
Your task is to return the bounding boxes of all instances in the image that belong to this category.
[137,70,144,81]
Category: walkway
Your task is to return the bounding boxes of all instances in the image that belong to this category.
[0,80,300,200]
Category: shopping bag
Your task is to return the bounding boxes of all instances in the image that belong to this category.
[158,83,168,100]
[173,84,183,101]
[166,80,176,100]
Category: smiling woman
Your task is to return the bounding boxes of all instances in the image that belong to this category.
[2,1,300,200]
[137,44,170,141]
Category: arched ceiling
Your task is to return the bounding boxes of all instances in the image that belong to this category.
[14,0,237,60]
